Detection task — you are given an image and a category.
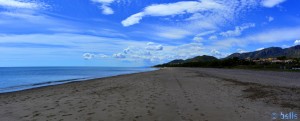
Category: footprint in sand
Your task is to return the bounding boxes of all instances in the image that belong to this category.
[46,114,56,118]
[62,114,73,116]
[147,110,153,116]
[135,115,142,119]
[87,112,95,115]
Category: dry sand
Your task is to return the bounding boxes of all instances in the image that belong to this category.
[0,68,299,121]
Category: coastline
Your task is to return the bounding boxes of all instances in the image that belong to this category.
[0,67,159,94]
[0,68,299,121]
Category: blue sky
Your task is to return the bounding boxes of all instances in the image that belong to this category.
[0,0,300,67]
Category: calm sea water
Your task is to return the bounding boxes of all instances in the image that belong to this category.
[0,67,157,93]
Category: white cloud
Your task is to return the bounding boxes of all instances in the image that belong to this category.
[220,23,255,37]
[146,42,163,51]
[214,27,300,48]
[155,27,192,39]
[122,0,225,26]
[209,35,217,40]
[172,43,205,59]
[92,0,115,3]
[146,42,154,46]
[0,32,217,66]
[193,30,215,42]
[237,49,247,53]
[211,49,221,56]
[113,53,126,58]
[83,53,109,59]
[210,49,228,58]
[295,40,300,45]
[98,54,109,58]
[195,30,216,37]
[0,33,148,60]
[81,52,109,60]
[256,48,264,51]
[91,0,116,15]
[121,13,144,27]
[101,5,114,15]
[0,0,43,9]
[267,16,274,22]
[146,45,163,51]
[248,27,300,43]
[261,0,286,8]
[83,53,95,60]
[0,0,51,26]
[123,47,130,54]
[123,0,261,41]
[112,44,156,62]
[111,42,207,63]
[0,11,46,21]
[281,45,289,48]
[193,36,204,42]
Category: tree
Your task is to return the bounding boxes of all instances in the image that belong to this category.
[277,56,287,60]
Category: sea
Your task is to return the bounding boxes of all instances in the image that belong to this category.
[0,67,157,93]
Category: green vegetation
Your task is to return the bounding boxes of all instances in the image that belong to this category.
[154,56,300,72]
[226,45,300,59]
[155,45,300,72]
[155,56,252,68]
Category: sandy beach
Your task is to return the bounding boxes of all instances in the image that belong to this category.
[0,68,299,121]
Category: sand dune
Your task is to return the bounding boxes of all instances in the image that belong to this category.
[0,68,299,121]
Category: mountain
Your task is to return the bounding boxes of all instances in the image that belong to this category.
[155,45,300,67]
[227,45,300,59]
[168,59,185,64]
[185,55,218,63]
[158,55,218,66]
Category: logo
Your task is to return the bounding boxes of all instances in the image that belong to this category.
[272,112,277,120]
[272,112,298,120]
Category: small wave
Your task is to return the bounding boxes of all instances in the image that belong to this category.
[0,78,88,94]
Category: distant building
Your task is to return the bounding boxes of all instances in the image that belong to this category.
[292,66,300,70]
[252,58,294,64]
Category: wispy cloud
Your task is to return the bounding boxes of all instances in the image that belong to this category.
[122,0,225,26]
[267,16,274,22]
[0,0,44,9]
[0,0,53,29]
[195,31,216,37]
[209,35,217,40]
[220,23,255,37]
[91,0,116,15]
[155,26,192,39]
[261,0,286,8]
[0,33,145,53]
[193,30,216,42]
[215,27,300,48]
[295,40,300,45]
[146,42,163,51]
[256,47,265,51]
[0,42,73,48]
[122,0,261,41]
[0,11,45,21]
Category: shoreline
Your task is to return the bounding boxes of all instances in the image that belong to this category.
[0,68,159,94]
[1,67,299,121]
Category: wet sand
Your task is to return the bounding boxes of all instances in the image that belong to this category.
[0,68,299,121]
